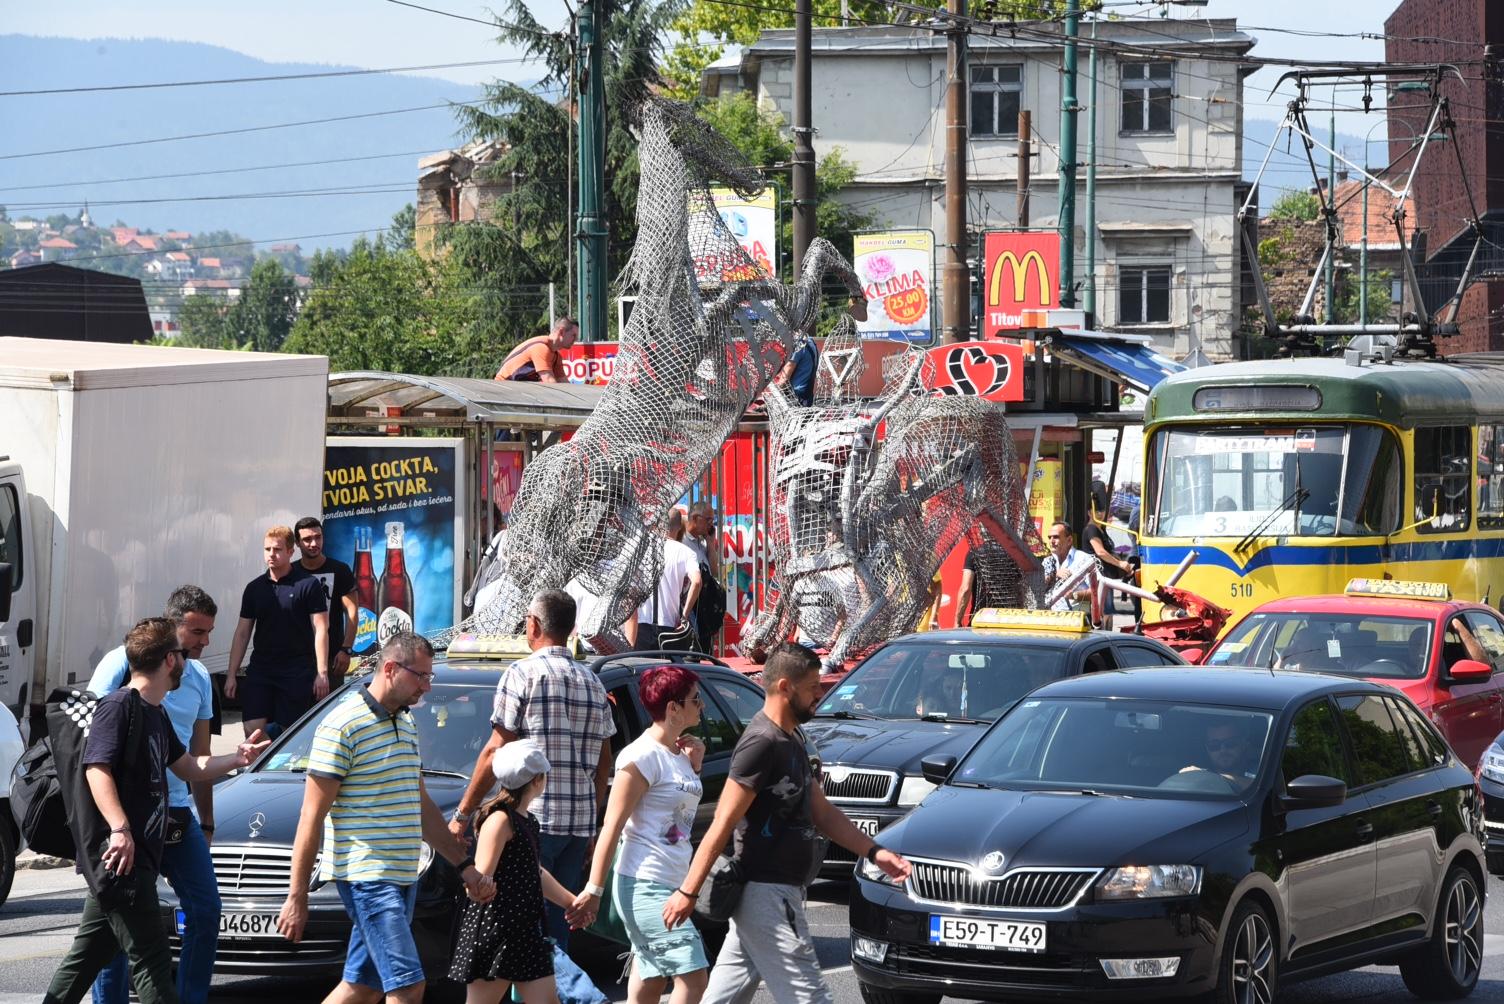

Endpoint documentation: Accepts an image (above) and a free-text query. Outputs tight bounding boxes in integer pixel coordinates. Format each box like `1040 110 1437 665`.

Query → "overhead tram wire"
0 149 440 194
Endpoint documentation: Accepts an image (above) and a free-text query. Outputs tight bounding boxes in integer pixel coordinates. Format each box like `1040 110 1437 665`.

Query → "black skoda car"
851 668 1486 1004
158 646 781 985
808 613 1182 876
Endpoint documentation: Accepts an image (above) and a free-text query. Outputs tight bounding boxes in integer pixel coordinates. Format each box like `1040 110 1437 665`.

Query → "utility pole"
1360 167 1369 326
1324 103 1335 324
792 0 816 274
576 0 607 340
1016 110 1031 228
942 0 969 343
1057 0 1081 308
1083 21 1098 318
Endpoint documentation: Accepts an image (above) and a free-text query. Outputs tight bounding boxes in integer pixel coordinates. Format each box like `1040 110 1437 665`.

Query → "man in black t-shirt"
295 516 358 689
955 539 1019 627
43 618 268 1004
663 643 911 1004
224 526 330 738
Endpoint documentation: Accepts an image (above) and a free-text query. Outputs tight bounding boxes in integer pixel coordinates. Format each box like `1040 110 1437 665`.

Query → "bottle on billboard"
352 526 380 653
377 521 415 643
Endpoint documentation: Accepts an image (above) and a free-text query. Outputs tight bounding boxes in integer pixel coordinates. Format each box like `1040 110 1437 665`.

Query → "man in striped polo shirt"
277 632 491 1002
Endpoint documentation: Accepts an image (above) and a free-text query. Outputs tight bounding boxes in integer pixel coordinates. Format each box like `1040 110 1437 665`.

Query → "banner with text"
854 229 935 343
692 187 777 286
983 231 1060 337
322 437 466 654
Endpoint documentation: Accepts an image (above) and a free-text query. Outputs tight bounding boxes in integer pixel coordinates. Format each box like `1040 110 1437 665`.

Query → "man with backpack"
42 617 269 1004
685 502 727 653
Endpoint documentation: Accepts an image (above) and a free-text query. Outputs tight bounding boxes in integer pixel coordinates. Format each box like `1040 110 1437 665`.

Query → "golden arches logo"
988 249 1051 305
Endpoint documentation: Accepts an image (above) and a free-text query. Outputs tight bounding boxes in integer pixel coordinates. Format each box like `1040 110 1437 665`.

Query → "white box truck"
0 338 327 723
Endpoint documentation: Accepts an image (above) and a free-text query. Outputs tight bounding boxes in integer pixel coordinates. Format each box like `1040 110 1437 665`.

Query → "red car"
1203 578 1504 768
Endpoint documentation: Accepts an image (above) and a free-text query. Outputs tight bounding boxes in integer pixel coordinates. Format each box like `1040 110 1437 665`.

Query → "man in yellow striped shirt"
276 632 490 1002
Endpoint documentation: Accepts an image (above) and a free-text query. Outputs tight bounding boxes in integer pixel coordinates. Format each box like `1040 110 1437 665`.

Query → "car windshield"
1206 613 1433 680
816 642 1068 722
954 698 1274 799
1146 424 1401 538
257 681 494 776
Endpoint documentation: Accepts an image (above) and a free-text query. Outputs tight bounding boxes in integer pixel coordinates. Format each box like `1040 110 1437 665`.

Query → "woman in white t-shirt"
572 665 708 1004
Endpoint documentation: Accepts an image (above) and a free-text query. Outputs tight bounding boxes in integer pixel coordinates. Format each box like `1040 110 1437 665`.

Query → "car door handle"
1355 821 1374 842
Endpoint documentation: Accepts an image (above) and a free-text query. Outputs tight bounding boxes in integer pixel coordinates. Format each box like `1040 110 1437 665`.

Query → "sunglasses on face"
171 648 191 662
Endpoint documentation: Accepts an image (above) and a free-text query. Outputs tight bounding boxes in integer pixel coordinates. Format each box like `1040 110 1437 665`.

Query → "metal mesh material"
742 335 1044 667
447 98 864 652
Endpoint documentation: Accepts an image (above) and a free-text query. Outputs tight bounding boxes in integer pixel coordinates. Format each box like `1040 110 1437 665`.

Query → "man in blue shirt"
87 586 220 1004
779 336 820 407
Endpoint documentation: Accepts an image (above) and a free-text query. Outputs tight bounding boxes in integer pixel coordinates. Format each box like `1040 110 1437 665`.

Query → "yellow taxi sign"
1344 578 1451 601
971 607 1091 634
445 633 534 659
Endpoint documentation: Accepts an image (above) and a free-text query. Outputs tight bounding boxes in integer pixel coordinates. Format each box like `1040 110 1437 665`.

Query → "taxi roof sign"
445 633 536 659
972 607 1091 634
1343 578 1451 601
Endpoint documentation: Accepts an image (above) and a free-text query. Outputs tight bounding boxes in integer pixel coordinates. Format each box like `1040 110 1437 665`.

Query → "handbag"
693 854 747 924
583 858 631 947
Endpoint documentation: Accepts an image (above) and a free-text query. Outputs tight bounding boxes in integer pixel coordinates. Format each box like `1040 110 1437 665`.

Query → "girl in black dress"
449 741 582 1004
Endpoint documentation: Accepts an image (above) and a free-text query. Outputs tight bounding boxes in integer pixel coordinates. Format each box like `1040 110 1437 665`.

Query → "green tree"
1268 190 1321 221
384 203 417 253
235 258 299 352
176 292 235 349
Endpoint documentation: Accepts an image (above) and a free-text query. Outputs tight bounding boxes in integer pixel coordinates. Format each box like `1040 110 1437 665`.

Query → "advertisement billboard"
922 340 1024 402
982 231 1060 337
558 342 620 385
322 437 466 653
692 187 778 286
853 229 935 343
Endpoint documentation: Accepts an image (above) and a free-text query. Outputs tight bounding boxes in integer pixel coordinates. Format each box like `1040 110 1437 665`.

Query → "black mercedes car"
851 667 1486 1004
808 614 1183 876
1477 729 1504 875
159 646 783 984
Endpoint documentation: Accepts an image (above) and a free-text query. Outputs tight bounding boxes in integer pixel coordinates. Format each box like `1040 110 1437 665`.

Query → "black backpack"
695 563 728 632
10 736 71 859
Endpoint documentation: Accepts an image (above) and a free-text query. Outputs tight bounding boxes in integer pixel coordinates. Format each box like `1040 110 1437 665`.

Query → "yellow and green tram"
1139 353 1504 629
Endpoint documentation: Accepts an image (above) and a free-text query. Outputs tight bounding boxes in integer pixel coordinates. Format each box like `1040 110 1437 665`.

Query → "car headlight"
1482 743 1504 784
858 854 897 885
896 775 937 807
418 841 435 876
1097 865 1202 899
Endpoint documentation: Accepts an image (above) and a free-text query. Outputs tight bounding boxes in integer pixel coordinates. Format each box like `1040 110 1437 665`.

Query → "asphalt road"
4 865 1504 1004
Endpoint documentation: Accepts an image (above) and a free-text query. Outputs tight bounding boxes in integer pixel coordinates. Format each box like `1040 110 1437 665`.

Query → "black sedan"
159 648 779 984
808 619 1183 876
1477 731 1504 875
851 668 1487 1004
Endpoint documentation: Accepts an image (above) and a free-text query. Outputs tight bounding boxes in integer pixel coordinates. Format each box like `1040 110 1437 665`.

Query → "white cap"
492 739 551 790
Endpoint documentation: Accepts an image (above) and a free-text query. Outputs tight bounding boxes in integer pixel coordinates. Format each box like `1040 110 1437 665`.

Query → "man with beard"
43 618 269 1004
295 517 359 690
662 642 912 1004
86 587 222 1004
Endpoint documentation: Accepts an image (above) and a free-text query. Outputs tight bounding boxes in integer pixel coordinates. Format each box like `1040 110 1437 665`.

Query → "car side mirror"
1281 774 1346 810
0 563 10 623
1448 658 1492 683
920 754 958 786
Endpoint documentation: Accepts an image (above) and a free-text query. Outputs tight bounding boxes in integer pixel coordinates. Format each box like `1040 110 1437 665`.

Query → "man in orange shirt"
495 317 580 382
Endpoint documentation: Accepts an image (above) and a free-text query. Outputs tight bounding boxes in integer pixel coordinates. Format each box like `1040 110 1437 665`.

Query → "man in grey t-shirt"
662 643 911 1003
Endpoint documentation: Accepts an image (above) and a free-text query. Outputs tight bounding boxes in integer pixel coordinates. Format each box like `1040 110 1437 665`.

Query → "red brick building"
1385 0 1504 352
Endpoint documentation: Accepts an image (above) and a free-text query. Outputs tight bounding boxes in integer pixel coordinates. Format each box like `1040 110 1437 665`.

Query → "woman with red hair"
572 666 708 1004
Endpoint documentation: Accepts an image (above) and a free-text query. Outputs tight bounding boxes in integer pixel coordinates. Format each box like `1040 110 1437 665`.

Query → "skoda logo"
979 851 1006 874
825 766 850 785
248 812 267 840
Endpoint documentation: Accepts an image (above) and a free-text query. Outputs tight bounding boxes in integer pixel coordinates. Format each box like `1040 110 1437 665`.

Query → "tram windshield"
1146 424 1402 538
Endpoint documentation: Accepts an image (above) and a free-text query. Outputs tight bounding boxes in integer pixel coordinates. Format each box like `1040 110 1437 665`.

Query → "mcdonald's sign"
982 232 1059 338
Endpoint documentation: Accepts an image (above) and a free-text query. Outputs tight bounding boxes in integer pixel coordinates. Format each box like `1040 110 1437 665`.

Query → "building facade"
705 19 1255 360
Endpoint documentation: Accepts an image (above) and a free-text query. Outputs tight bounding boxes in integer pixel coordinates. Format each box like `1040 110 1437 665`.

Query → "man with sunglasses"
84 586 222 1004
450 588 615 977
1179 720 1259 791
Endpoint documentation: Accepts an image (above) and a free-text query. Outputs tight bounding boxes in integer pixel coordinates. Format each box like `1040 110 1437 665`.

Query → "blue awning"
1052 334 1187 393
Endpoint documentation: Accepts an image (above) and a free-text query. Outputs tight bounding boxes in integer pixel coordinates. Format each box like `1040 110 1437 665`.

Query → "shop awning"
1048 332 1187 394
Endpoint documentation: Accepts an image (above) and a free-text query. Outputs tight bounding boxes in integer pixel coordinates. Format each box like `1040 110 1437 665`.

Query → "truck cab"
0 459 35 721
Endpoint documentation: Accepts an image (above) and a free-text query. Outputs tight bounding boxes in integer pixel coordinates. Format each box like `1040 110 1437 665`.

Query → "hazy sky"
1 0 1389 109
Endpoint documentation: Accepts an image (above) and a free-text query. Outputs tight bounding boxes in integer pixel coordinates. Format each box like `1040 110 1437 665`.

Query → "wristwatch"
864 844 883 864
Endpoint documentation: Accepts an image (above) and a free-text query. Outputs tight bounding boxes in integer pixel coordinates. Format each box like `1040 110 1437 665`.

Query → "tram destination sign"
1192 385 1322 412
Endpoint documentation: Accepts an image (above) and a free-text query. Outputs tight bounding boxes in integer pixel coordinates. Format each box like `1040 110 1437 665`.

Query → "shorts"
615 871 709 980
336 880 423 992
239 670 315 730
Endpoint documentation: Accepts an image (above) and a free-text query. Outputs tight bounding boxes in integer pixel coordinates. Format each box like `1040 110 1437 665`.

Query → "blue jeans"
92 814 220 1004
536 832 590 948
336 880 422 993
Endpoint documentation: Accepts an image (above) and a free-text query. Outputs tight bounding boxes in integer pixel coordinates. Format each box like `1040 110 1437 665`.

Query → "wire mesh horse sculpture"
456 98 866 652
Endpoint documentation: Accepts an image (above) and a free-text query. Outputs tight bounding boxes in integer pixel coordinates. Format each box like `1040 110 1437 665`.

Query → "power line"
0 149 438 194
0 59 528 98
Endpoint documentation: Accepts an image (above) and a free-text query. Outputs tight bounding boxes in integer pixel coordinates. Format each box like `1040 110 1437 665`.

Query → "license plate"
852 817 880 836
929 915 1046 953
197 910 281 939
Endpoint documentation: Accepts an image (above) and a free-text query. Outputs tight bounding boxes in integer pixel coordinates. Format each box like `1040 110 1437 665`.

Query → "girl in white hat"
448 739 578 1004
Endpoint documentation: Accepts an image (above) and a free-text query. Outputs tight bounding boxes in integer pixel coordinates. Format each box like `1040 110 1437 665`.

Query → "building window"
1121 61 1173 134
1413 425 1471 534
1119 265 1171 324
970 65 1021 137
1391 277 1404 304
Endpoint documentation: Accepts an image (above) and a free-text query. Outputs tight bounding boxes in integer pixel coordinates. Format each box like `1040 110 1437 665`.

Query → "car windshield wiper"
946 779 991 789
817 710 880 720
420 768 469 779
918 713 981 724
1235 486 1309 553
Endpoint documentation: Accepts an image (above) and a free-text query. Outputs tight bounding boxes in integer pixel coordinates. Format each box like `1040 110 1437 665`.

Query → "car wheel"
1399 865 1484 1000
0 814 14 907
1213 899 1276 1004
857 983 940 1004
